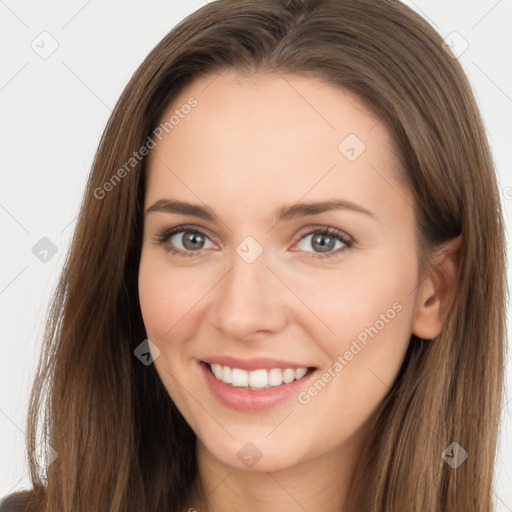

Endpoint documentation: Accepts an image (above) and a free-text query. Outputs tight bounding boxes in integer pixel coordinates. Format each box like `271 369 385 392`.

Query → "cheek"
138 253 214 345
293 254 417 379
293 258 416 424
138 259 173 340
138 253 206 427
298 260 413 329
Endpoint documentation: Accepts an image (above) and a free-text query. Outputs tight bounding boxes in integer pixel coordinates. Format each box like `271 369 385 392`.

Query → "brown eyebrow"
144 198 376 222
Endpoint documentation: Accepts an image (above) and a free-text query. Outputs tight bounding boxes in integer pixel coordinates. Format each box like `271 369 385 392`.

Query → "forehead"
144 70 411 223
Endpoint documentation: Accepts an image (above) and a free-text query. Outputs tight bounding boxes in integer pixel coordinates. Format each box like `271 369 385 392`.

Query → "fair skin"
138 70 461 512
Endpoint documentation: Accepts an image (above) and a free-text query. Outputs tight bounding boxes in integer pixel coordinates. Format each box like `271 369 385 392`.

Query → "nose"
207 248 289 342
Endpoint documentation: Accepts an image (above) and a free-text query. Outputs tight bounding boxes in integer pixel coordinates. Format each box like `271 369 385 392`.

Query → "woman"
1 0 507 510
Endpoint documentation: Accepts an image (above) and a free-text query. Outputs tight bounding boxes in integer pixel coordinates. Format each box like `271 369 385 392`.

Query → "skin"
138 70 460 512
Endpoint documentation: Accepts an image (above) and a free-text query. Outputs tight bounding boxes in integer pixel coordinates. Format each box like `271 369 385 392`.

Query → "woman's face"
138 70 423 472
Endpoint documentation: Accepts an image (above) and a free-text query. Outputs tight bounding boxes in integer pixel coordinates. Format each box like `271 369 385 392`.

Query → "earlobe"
412 235 463 340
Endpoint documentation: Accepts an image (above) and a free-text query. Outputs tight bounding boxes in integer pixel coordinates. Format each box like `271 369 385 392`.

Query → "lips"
198 358 318 411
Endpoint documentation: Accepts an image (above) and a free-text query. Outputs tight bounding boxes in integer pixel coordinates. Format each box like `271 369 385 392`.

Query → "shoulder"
0 490 36 512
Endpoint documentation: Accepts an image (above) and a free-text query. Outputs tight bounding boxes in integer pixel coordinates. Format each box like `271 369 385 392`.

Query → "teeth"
222 365 232 384
212 364 223 380
231 368 248 387
282 368 295 383
208 363 310 390
248 369 267 388
268 368 283 387
295 367 308 380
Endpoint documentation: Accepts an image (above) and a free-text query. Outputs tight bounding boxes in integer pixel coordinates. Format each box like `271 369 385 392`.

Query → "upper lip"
200 355 316 371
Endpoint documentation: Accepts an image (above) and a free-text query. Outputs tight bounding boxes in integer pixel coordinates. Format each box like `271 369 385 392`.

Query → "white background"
1 0 511 509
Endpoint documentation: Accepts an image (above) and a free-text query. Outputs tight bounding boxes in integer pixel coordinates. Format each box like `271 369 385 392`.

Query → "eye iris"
311 233 335 252
182 232 204 250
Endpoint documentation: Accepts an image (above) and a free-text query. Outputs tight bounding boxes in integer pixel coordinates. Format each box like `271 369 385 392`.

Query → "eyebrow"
144 198 376 222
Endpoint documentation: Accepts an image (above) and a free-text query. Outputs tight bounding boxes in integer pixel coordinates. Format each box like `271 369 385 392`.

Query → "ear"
412 235 463 340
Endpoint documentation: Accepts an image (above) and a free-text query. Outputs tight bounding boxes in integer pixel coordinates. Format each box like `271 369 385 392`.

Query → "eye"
153 226 216 257
153 225 353 259
295 227 353 258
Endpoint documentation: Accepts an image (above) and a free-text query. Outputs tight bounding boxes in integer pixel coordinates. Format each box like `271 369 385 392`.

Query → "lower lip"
198 361 317 412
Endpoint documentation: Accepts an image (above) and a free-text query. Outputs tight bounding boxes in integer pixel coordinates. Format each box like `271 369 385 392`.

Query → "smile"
206 362 313 390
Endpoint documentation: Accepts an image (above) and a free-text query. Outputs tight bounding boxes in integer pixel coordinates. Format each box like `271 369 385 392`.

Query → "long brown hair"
1 0 507 510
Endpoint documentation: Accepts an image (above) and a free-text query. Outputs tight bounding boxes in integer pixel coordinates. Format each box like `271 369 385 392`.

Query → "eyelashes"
151 224 354 259
294 227 353 258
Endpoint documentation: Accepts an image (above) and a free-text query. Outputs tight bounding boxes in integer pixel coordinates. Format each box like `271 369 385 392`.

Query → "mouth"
201 361 316 390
